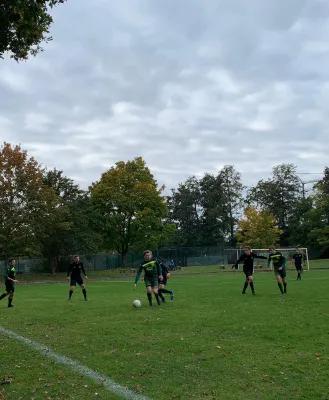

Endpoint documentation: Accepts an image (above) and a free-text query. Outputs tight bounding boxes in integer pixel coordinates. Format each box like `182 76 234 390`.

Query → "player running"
133 250 163 307
292 248 305 280
0 259 19 308
158 261 174 302
267 246 287 295
67 256 88 301
232 246 268 295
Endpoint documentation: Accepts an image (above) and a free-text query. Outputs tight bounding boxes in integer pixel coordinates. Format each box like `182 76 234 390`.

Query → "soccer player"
158 261 174 302
67 256 88 301
0 259 19 308
292 248 305 280
232 246 268 295
267 246 287 295
133 250 163 307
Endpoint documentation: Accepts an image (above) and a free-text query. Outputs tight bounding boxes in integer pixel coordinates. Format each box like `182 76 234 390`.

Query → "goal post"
235 248 310 271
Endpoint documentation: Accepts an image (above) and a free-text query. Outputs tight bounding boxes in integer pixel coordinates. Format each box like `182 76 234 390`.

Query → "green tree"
0 0 67 61
247 164 302 243
235 206 282 248
90 157 168 266
41 168 101 273
0 142 55 259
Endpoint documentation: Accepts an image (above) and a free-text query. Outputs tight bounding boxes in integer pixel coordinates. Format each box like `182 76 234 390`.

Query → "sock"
283 282 287 293
158 290 165 301
242 281 248 292
160 288 172 294
0 293 6 300
82 289 87 299
147 292 152 305
298 272 301 280
249 282 255 293
154 293 160 304
69 290 73 299
8 297 13 306
278 283 284 294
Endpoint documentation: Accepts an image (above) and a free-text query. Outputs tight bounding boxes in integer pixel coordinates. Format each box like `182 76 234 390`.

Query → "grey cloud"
0 0 329 193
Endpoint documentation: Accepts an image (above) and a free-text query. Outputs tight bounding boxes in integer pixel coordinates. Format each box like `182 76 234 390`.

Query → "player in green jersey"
133 250 163 307
0 259 19 308
267 246 287 295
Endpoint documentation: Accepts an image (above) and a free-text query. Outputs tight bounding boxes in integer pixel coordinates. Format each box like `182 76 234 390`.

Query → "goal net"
235 248 310 271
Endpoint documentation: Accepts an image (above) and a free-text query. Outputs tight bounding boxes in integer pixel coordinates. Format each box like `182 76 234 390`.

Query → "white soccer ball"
132 299 141 308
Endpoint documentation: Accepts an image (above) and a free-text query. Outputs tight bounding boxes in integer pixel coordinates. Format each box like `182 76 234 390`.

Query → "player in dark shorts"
292 248 305 280
0 259 19 308
158 261 174 303
67 256 88 301
232 246 268 295
267 246 287 295
133 250 163 307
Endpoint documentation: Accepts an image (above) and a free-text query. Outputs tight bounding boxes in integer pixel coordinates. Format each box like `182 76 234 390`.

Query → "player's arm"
134 265 143 288
252 253 268 260
232 254 244 269
156 259 163 280
4 271 18 283
66 264 72 281
81 264 88 279
267 256 271 269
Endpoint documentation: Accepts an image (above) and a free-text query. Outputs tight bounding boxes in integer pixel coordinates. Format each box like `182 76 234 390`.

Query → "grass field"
1 268 329 400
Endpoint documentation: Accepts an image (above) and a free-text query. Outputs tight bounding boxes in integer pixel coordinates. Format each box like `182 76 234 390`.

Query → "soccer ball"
132 299 141 308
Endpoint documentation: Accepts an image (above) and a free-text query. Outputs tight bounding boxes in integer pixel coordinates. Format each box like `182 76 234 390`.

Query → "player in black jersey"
158 261 174 303
0 259 19 308
292 248 305 280
233 247 268 295
67 256 88 301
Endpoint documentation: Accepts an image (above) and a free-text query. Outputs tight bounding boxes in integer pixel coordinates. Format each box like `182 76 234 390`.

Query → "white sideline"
0 326 151 400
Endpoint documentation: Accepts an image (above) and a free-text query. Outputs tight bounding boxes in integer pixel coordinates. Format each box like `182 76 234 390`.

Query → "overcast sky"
1 0 328 192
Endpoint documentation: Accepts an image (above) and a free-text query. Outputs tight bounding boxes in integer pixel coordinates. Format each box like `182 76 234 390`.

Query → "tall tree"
90 157 168 266
0 142 55 259
235 206 282 248
168 177 203 246
40 168 101 273
0 0 67 62
218 165 244 244
247 164 302 243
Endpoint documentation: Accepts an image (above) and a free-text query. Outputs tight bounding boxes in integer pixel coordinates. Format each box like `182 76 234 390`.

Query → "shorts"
144 278 158 288
243 268 253 278
5 281 14 293
295 264 303 271
274 267 286 279
70 278 84 286
159 276 168 286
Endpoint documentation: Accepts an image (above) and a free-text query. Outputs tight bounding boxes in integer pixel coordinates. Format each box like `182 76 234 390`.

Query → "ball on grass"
132 299 141 308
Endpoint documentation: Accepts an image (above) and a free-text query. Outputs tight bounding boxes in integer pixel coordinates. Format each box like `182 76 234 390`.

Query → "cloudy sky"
1 0 328 192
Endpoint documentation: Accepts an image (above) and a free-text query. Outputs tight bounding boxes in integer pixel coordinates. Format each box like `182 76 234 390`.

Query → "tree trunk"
121 252 127 268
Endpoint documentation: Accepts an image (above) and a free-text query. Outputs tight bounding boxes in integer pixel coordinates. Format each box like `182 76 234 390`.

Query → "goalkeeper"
267 246 287 295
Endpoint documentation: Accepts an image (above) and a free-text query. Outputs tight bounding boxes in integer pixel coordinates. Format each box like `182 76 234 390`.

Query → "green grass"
1 269 329 399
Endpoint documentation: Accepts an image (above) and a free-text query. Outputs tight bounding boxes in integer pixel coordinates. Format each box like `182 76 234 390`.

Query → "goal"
235 248 310 271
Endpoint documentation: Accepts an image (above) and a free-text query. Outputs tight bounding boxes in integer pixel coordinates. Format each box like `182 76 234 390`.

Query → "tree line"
1 143 328 271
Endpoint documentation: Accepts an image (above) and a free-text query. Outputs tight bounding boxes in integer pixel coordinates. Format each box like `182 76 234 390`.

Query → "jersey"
234 252 267 271
292 252 304 267
134 257 162 284
67 262 86 279
4 266 16 282
268 252 286 269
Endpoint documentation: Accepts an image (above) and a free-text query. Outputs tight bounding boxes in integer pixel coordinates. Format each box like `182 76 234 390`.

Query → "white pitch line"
0 326 151 400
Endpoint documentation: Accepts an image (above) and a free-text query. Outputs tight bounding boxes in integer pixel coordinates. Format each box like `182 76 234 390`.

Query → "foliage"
90 157 168 266
235 206 282 248
0 142 55 259
0 0 67 61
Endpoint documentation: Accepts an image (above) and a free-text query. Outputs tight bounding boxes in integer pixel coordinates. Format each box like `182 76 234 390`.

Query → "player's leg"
296 266 301 280
152 281 161 305
8 291 14 308
145 281 153 306
79 280 87 300
158 282 166 302
159 277 174 300
68 280 76 300
281 269 287 293
248 274 256 295
242 270 249 294
0 291 8 301
275 272 284 295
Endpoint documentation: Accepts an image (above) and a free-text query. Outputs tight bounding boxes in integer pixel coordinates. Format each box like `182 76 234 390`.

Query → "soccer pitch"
1 269 329 400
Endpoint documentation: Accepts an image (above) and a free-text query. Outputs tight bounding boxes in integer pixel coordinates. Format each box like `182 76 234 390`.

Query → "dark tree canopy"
0 0 67 61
